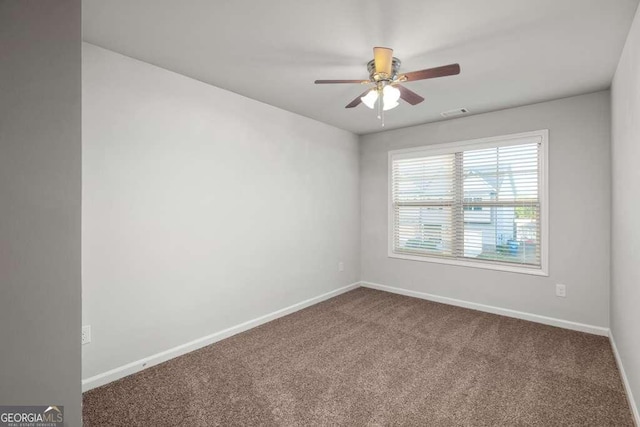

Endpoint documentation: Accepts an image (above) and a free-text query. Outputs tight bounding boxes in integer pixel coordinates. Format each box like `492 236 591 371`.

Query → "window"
388 130 548 275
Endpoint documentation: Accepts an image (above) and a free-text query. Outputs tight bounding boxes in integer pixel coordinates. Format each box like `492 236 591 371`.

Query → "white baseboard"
82 282 360 392
360 281 610 337
82 280 611 392
84 280 637 423
610 332 640 426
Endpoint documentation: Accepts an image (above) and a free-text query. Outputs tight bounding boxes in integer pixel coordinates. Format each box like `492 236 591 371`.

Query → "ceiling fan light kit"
315 47 461 127
361 89 379 109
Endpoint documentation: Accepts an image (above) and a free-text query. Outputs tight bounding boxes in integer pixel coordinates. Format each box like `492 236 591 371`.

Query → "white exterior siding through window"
388 130 548 276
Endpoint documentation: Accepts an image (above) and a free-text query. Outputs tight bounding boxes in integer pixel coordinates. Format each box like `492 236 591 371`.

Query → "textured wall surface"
611 2 640 416
0 1 82 424
82 43 360 380
361 92 611 328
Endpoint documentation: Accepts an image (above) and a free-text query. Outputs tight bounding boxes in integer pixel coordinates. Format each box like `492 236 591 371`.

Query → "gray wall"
0 1 82 425
82 44 360 380
360 91 611 327
611 3 640 414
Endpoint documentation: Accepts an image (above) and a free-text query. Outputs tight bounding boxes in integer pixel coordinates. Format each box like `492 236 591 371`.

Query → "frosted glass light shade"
361 89 379 109
383 100 399 111
383 85 400 110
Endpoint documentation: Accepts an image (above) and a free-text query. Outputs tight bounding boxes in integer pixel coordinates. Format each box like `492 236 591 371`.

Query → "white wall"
0 1 82 424
611 3 640 415
82 43 360 380
360 91 611 328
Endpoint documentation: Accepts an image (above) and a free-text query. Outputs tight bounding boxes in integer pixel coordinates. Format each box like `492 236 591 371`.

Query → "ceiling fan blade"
401 63 460 82
373 47 393 75
345 89 372 108
396 85 424 105
315 79 367 84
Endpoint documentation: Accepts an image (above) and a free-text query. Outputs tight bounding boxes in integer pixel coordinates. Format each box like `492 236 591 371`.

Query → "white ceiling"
83 0 639 135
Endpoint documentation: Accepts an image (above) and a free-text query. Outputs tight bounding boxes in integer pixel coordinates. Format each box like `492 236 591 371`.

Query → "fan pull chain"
379 89 385 127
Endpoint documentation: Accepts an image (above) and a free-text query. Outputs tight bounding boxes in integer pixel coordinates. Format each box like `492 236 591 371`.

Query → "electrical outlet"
556 284 566 298
338 261 344 272
82 325 91 345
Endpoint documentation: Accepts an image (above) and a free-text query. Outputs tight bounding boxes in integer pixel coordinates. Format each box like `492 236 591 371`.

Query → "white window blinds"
390 131 547 274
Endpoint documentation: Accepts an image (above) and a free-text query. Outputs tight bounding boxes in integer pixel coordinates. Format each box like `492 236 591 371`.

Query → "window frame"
387 129 549 276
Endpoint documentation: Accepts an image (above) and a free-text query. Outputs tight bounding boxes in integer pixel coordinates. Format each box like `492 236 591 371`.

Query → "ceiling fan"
315 47 460 125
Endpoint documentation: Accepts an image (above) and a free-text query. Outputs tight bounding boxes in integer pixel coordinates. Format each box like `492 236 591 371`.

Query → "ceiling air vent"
440 108 469 118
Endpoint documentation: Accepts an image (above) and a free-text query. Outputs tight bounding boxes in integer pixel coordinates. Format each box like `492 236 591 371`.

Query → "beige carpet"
83 287 633 426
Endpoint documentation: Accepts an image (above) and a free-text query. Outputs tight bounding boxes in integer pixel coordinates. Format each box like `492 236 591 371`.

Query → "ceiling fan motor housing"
367 57 402 82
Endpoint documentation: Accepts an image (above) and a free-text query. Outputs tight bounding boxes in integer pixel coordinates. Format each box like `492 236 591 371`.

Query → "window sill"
388 251 549 276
